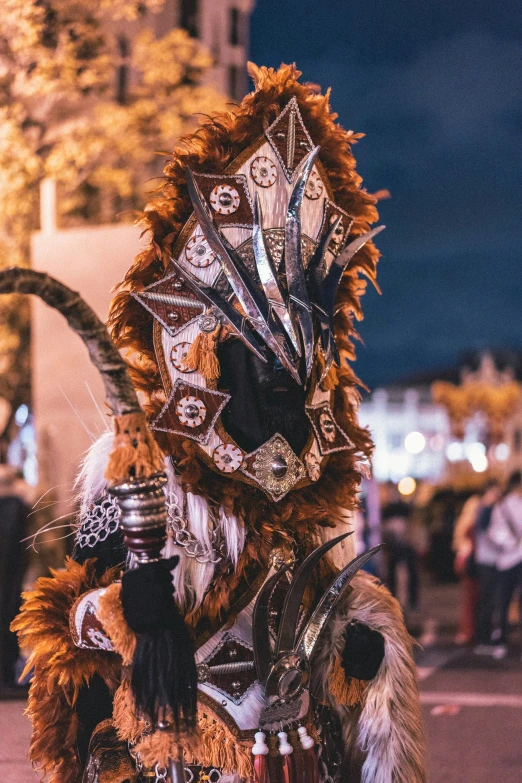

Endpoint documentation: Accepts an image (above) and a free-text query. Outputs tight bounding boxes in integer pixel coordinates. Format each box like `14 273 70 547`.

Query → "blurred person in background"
0 464 29 696
452 490 480 645
425 487 465 582
488 470 522 659
381 482 419 612
473 479 501 655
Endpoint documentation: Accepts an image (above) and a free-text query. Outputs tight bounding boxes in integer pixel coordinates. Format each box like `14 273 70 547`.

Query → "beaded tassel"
297 727 320 783
252 731 270 783
289 730 306 783
268 732 282 783
278 731 294 783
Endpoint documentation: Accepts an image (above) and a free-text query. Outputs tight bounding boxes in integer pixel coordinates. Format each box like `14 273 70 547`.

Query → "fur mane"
107 63 380 558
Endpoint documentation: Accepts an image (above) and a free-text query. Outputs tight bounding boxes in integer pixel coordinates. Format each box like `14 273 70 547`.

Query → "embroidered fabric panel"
306 403 354 455
197 634 256 706
69 589 114 652
132 271 204 338
193 173 254 228
151 380 230 445
265 97 314 181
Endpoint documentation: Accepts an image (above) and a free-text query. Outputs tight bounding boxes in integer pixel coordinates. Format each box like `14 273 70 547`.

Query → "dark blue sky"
250 1 522 388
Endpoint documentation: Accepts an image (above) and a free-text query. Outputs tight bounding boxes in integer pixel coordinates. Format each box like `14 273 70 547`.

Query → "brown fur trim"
134 728 200 771
11 558 121 783
312 572 426 783
112 679 146 745
106 64 376 558
98 582 136 666
186 704 253 779
329 655 368 706
105 412 165 486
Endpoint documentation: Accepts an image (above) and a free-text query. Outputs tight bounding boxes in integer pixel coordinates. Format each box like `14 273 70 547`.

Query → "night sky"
250 1 522 388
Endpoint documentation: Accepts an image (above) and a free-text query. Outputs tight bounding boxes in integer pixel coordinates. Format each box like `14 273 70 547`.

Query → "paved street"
2 579 522 782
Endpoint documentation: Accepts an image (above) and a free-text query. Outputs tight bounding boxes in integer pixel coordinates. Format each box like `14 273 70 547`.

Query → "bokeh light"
398 476 417 496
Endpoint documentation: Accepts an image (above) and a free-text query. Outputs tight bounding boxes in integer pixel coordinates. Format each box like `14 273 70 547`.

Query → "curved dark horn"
0 267 140 417
275 532 353 656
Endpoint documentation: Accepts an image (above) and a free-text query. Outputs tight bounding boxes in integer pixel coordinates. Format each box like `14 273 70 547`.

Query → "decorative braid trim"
328 656 368 706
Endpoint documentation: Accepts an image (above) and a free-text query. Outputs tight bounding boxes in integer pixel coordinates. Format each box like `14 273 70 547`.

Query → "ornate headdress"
110 64 382 512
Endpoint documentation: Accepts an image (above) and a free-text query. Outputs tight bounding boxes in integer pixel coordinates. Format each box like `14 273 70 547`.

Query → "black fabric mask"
217 339 310 455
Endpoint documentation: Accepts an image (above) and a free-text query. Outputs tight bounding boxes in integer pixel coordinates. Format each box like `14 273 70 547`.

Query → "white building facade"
359 352 522 486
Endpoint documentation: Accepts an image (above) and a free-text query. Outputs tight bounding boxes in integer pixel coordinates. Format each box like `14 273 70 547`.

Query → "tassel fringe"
184 324 221 382
329 655 368 706
186 708 253 778
105 411 165 486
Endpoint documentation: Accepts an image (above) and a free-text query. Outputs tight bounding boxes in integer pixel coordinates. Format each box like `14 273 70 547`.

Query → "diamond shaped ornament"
241 433 306 501
265 97 314 182
151 380 230 445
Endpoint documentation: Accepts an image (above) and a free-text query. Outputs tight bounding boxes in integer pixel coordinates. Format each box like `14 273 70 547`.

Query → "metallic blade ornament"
252 193 301 356
307 216 343 376
322 226 385 319
284 147 320 381
185 168 301 384
275 532 353 657
170 259 267 363
252 565 293 684
295 545 382 660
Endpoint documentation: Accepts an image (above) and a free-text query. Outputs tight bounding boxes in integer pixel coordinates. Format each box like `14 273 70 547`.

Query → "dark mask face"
217 339 310 455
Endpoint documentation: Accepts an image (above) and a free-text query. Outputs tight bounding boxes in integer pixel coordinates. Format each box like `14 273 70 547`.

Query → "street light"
404 431 426 454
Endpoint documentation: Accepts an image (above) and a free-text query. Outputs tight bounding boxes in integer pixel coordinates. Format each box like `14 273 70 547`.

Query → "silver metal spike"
170 259 267 363
284 147 319 381
252 194 301 356
295 546 382 660
185 168 302 384
322 225 385 320
275 532 353 656
330 225 386 274
307 216 343 375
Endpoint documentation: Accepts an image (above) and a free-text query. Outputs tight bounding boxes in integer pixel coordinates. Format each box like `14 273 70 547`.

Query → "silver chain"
78 488 227 566
165 491 227 565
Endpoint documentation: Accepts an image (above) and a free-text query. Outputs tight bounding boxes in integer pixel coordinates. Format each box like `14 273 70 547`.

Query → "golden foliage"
432 379 522 442
0 0 222 404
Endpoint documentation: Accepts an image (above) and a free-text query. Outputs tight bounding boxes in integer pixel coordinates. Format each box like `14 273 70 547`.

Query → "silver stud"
271 454 288 478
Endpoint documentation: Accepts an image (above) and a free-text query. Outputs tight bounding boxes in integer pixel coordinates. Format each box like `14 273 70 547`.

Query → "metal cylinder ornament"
108 473 168 563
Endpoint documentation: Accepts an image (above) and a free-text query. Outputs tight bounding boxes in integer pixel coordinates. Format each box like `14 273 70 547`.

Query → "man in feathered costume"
13 64 425 783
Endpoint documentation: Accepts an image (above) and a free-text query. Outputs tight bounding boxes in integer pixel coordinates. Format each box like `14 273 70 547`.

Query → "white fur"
312 571 426 783
75 434 245 613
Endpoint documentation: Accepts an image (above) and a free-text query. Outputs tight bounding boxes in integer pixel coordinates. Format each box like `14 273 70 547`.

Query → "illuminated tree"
0 0 222 409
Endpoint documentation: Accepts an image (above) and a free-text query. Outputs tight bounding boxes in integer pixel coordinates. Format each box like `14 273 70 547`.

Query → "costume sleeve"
11 558 122 783
312 571 426 783
10 487 130 781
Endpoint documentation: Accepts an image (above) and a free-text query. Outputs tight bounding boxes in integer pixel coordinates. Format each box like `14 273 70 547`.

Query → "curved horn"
275 532 353 656
0 267 140 417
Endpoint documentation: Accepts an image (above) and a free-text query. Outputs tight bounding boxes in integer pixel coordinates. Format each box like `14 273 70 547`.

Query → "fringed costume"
12 64 426 783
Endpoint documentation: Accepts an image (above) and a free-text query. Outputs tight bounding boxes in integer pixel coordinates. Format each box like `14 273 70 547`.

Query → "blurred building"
28 1 255 517
109 1 255 101
359 350 522 486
